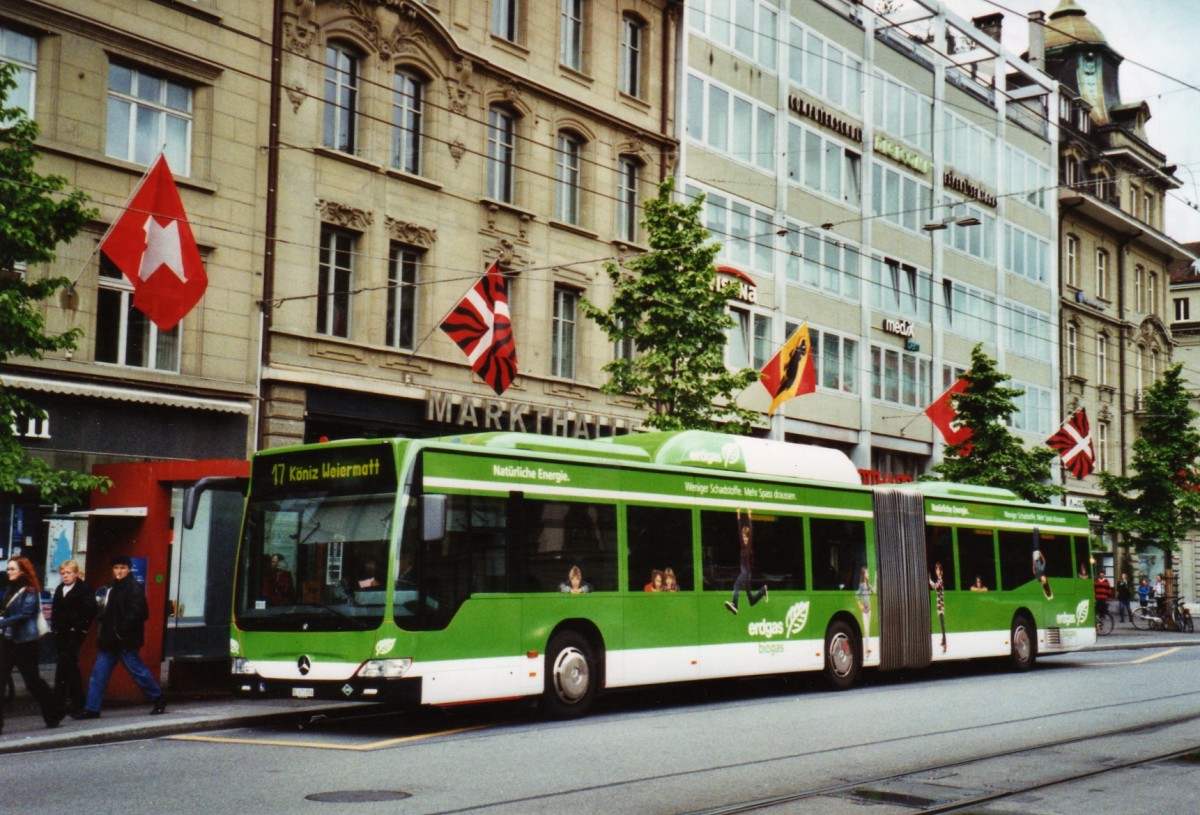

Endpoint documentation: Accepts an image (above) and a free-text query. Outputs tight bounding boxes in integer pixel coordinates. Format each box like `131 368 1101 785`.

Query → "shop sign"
426 389 638 439
715 266 757 304
943 170 998 208
787 95 864 143
882 317 915 338
873 135 931 174
10 414 51 440
858 470 915 485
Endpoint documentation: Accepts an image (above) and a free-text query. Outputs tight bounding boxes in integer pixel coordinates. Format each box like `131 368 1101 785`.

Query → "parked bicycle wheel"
1130 606 1154 630
1096 609 1114 635
1181 610 1195 633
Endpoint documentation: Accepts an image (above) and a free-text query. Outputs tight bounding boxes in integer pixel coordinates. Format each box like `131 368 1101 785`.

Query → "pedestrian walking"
1116 573 1132 623
51 559 98 716
0 557 66 734
72 555 167 719
1094 572 1113 618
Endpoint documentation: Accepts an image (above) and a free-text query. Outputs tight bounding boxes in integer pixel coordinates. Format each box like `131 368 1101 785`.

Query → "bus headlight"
231 658 257 676
356 658 413 679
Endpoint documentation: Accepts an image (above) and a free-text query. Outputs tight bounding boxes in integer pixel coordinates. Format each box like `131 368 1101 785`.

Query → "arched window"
555 131 583 224
487 106 517 203
392 69 424 175
616 155 642 243
324 42 360 154
1065 234 1078 287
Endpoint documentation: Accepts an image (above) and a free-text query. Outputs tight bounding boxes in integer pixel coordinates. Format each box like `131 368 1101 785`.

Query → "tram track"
679 708 1200 815
413 690 1200 815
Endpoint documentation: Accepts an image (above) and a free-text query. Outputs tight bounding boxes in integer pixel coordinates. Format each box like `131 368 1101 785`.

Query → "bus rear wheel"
541 631 597 718
823 620 861 690
1009 614 1037 671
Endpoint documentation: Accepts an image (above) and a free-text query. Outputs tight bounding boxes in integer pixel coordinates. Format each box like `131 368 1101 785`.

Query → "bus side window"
523 499 618 592
926 524 956 590
631 506 694 591
997 530 1032 590
809 517 866 591
958 529 996 592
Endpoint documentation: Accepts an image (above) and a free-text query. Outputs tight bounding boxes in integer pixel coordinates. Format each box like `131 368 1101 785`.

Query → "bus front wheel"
1009 614 1037 671
541 631 597 718
823 620 861 690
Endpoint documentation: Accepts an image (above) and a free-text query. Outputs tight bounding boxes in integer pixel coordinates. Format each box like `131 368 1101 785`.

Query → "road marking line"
168 724 487 751
1093 646 1182 666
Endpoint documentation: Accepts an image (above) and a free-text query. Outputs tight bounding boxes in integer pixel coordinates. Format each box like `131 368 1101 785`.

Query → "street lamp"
923 215 982 231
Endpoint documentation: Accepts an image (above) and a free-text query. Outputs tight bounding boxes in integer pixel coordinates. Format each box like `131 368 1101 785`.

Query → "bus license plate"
292 687 315 699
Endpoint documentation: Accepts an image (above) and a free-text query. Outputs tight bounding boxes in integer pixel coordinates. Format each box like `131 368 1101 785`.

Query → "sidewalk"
3 623 1195 754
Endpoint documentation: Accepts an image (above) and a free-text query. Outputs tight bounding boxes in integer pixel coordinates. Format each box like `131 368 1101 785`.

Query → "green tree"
1090 363 1200 564
925 344 1061 503
581 179 761 434
0 63 109 502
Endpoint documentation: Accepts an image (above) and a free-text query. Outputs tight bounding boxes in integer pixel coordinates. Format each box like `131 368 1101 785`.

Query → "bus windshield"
235 492 395 631
234 442 399 632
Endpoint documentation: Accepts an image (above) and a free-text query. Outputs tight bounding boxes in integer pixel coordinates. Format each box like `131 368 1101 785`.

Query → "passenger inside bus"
559 565 592 594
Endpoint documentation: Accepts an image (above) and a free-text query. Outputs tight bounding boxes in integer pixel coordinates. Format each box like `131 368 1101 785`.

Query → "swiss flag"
440 262 519 395
100 155 207 331
925 376 972 448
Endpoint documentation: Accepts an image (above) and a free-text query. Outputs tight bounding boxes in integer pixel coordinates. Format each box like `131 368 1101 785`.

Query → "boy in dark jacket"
72 555 166 719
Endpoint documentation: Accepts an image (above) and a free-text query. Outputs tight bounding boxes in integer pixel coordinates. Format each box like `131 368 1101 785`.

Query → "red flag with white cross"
100 155 208 331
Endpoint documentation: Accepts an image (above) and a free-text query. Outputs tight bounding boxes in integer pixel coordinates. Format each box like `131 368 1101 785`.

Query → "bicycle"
1169 597 1194 633
1130 603 1162 630
1095 603 1114 635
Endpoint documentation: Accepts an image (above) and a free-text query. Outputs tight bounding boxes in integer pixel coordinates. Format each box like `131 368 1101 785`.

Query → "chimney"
1027 10 1046 68
972 13 1003 44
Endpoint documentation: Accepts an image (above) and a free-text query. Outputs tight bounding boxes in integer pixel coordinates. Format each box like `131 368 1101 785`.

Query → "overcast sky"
938 0 1200 243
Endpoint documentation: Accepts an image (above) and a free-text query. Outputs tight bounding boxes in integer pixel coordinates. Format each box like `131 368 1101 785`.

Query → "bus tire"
1009 613 1037 671
541 631 597 718
823 620 861 690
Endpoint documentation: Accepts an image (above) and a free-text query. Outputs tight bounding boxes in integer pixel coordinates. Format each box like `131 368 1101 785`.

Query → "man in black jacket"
51 559 98 716
71 555 166 719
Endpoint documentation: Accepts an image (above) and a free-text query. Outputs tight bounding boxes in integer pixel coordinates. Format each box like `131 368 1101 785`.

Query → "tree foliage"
0 63 110 502
581 179 762 434
1089 363 1200 558
925 344 1061 503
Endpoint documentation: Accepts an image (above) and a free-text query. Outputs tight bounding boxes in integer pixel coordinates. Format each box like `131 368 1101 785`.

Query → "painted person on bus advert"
725 509 768 615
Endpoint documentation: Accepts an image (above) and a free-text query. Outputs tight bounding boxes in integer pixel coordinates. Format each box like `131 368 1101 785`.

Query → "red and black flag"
759 323 816 416
440 261 518 395
1046 408 1095 479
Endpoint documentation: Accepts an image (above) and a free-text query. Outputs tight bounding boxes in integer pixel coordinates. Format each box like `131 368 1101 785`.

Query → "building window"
1148 271 1158 314
323 43 359 154
1006 301 1051 361
1096 249 1109 299
870 345 932 408
688 75 775 173
866 256 930 322
614 319 635 363
1130 184 1141 220
1008 382 1052 435
1144 192 1154 227
1066 323 1078 377
870 164 933 234
728 306 771 369
1065 234 1078 287
317 226 354 338
560 0 584 71
1149 348 1160 384
1004 223 1049 284
95 258 181 371
1096 421 1109 472
386 245 419 350
554 131 582 225
392 69 423 174
619 13 644 97
487 107 516 203
616 156 641 243
551 286 578 379
492 0 519 41
944 279 998 344
106 63 192 173
1097 333 1109 386
786 123 861 207
1 26 36 116
809 326 859 394
1176 297 1191 322
1134 265 1145 311
787 227 863 303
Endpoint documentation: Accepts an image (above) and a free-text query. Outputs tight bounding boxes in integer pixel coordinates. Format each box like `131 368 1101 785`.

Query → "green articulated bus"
226 430 1095 718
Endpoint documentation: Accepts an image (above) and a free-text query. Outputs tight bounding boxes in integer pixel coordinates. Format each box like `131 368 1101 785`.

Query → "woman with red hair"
0 557 66 733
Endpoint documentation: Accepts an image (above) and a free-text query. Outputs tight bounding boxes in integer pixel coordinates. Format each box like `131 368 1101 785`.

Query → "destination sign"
252 441 397 498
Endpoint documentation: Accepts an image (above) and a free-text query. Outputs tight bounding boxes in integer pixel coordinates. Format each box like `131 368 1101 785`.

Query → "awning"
1 373 253 415
67 507 148 519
